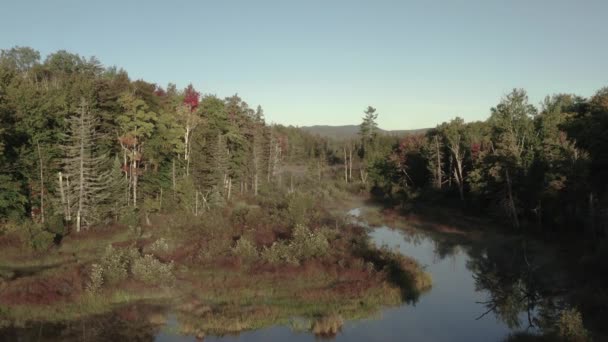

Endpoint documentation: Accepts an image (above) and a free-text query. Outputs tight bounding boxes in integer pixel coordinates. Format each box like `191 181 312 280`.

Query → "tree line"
363 88 608 237
2 46 606 240
0 46 331 232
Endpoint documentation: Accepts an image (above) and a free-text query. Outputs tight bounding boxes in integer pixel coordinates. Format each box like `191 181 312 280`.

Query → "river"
1 206 560 341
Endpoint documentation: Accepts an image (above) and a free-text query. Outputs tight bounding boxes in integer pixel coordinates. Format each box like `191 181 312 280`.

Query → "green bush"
198 236 232 261
260 225 329 265
131 254 175 286
232 237 258 260
45 214 65 235
556 308 589 341
231 202 251 227
119 206 139 227
261 241 299 265
29 224 54 251
149 238 170 254
290 224 329 260
207 190 226 209
287 192 314 226
100 245 129 284
198 210 230 235
86 263 104 295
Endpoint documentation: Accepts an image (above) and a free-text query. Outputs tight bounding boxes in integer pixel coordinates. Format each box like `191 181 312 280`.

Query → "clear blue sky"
1 0 607 129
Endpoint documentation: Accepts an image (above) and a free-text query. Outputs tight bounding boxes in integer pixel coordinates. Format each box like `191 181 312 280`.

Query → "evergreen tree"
61 99 111 231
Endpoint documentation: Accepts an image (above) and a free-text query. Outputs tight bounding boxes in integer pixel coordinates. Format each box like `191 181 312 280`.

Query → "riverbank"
0 186 432 339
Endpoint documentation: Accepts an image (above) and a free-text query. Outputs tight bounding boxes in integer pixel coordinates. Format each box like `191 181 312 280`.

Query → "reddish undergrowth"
0 267 84 305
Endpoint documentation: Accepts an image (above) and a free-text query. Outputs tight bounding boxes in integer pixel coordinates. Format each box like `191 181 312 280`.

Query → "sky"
1 0 607 130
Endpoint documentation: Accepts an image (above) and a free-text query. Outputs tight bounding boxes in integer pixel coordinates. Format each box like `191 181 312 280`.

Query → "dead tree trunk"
348 145 353 182
343 146 348 183
267 131 273 183
77 114 86 232
58 172 68 221
195 190 199 216
65 175 71 221
453 158 464 201
132 156 138 207
435 135 442 189
360 169 368 184
36 142 45 224
172 158 176 198
159 188 163 212
505 169 519 229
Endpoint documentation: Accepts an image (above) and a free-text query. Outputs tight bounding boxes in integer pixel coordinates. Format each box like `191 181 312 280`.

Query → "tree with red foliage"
390 134 427 188
183 84 200 112
177 84 202 175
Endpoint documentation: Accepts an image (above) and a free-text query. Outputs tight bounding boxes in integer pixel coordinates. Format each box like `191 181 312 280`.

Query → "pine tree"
359 106 379 149
61 99 111 231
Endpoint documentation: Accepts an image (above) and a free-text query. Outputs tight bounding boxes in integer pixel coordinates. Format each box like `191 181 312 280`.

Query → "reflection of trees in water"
399 229 425 247
466 239 565 332
399 227 463 262
0 304 166 342
432 239 461 262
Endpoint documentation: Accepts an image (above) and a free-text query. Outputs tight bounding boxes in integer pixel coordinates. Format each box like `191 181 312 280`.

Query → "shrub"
261 241 298 265
198 210 230 235
21 223 55 251
198 236 232 261
232 237 258 260
119 206 139 227
312 314 343 337
556 308 589 341
231 202 251 227
131 254 175 286
45 214 66 235
287 192 314 226
86 263 104 295
207 190 226 209
100 245 128 284
260 225 329 265
31 229 55 251
149 238 170 254
290 225 329 260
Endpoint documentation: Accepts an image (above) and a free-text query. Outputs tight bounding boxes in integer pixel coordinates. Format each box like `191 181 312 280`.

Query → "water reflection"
369 223 565 340
0 303 166 342
467 239 565 332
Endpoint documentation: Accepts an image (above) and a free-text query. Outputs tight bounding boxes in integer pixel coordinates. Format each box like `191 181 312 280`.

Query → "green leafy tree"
117 92 158 207
485 89 536 228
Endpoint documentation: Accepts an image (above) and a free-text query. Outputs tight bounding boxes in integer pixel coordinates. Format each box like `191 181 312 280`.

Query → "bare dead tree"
176 104 202 176
36 141 45 224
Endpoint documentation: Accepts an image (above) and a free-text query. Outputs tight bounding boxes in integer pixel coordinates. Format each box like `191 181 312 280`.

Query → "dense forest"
1 46 606 341
366 88 608 237
0 46 333 232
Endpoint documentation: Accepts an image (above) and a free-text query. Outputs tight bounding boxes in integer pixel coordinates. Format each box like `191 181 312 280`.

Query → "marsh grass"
0 181 433 338
0 287 171 326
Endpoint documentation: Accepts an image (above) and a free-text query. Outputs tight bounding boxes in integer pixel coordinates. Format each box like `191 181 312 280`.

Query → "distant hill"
300 125 428 140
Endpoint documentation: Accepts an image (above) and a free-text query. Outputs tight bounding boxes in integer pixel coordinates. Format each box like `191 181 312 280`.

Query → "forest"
369 88 608 236
0 46 606 341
